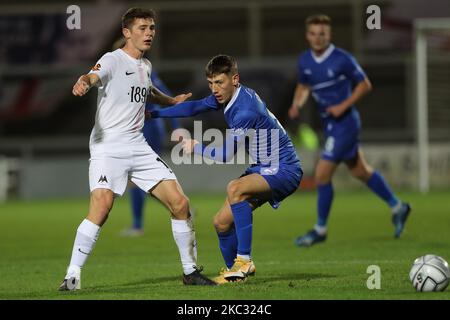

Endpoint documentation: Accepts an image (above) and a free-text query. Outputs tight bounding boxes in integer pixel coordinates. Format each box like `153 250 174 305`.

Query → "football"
409 255 450 292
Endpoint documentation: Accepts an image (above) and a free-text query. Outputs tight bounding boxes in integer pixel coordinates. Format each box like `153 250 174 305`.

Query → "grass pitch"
0 190 449 300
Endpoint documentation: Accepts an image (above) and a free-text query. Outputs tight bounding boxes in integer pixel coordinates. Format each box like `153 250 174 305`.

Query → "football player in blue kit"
148 54 303 284
121 70 181 236
288 14 411 247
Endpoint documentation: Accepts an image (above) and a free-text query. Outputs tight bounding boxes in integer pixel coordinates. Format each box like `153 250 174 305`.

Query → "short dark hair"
121 7 156 29
205 54 238 77
305 14 331 27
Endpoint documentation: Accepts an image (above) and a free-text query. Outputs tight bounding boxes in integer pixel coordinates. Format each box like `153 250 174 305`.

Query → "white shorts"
88 141 176 196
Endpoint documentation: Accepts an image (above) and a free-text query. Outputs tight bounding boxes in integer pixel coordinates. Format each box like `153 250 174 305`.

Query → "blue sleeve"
297 57 309 85
151 72 172 96
193 110 255 163
193 135 243 163
150 95 219 118
169 117 181 129
341 53 366 84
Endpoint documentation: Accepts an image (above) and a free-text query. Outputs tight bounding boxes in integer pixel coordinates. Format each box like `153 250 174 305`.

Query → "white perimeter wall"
15 144 450 199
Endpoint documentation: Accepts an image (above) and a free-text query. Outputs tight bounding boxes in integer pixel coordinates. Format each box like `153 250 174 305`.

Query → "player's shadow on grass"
122 275 183 287
258 272 337 284
60 273 337 294
81 273 337 293
81 275 186 293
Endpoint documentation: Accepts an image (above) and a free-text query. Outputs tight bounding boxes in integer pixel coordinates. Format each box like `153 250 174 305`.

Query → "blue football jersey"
143 70 180 152
151 84 300 167
150 83 303 206
297 44 366 134
211 85 300 167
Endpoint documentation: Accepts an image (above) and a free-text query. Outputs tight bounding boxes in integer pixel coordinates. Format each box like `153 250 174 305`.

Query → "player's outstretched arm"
288 84 310 119
183 135 243 163
146 96 218 120
72 74 100 96
326 77 372 118
183 109 253 162
148 86 192 106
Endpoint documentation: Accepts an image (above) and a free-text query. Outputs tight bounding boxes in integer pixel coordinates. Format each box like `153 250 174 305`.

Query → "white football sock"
391 201 403 215
171 218 197 275
68 219 101 272
314 224 327 236
237 254 251 261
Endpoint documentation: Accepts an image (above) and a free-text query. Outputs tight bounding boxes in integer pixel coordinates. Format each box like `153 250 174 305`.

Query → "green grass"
0 190 449 300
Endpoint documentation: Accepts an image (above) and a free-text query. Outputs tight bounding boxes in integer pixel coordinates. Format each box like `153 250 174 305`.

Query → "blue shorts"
241 162 302 209
321 131 359 163
143 119 166 154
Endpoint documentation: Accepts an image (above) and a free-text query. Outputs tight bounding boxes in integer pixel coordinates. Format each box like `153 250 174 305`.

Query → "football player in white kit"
59 8 216 290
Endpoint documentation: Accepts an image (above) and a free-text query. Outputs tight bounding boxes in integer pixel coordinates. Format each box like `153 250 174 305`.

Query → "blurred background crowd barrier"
0 0 449 200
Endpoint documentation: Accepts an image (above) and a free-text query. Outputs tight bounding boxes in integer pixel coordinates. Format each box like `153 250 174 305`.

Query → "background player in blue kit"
288 14 411 247
148 54 302 284
121 70 181 237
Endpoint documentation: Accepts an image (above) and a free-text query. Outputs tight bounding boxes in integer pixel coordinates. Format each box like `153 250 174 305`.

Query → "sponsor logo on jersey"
327 68 334 78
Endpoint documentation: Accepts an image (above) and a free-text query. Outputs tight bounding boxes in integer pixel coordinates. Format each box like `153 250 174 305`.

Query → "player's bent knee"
226 180 244 204
91 190 113 211
88 189 114 225
169 194 190 219
214 223 231 234
213 216 231 233
226 180 239 193
315 173 331 185
351 168 372 182
351 170 365 181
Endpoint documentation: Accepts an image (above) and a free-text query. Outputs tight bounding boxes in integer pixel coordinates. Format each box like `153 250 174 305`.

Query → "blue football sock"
217 226 238 269
366 171 399 208
317 183 334 227
230 201 253 257
130 186 146 229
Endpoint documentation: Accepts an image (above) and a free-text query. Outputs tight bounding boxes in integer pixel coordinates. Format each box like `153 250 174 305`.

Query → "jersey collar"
310 44 335 64
118 48 143 65
223 85 241 114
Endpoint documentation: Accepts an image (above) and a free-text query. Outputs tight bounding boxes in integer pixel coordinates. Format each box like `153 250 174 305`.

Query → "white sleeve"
88 53 116 87
144 58 153 89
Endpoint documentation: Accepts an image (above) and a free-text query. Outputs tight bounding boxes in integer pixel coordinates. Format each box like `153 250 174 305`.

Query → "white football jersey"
88 49 152 145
